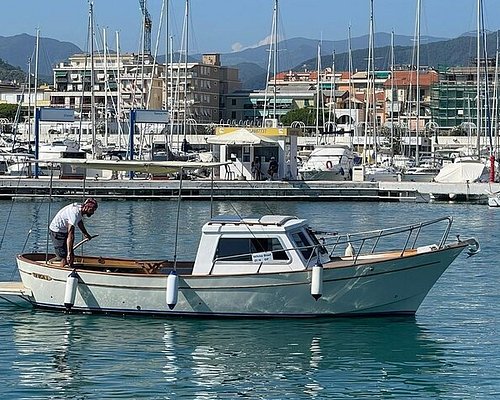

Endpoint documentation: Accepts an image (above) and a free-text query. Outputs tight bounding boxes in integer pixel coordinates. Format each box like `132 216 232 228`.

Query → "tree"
0 104 19 120
280 107 316 126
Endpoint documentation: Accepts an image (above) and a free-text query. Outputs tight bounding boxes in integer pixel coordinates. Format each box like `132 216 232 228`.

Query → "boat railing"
320 216 454 263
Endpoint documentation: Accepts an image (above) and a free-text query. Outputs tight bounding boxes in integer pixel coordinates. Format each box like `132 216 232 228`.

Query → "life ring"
325 160 333 170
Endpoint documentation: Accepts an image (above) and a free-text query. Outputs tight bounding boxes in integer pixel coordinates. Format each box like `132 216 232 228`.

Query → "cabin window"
291 231 314 261
215 237 289 262
306 228 328 255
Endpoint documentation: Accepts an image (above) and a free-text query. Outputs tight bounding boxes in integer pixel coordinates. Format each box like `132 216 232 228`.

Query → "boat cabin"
192 215 329 275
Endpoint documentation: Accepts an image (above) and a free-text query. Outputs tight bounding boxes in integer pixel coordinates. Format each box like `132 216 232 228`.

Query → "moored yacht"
298 145 354 181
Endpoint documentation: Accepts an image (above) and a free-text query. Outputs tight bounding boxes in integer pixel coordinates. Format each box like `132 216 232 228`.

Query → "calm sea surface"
0 199 499 399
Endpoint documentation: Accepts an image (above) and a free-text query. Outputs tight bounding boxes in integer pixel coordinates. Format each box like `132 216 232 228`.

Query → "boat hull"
488 195 500 207
15 244 466 317
298 168 350 181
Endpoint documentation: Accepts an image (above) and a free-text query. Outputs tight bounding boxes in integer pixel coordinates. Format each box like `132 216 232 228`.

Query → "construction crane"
139 0 152 54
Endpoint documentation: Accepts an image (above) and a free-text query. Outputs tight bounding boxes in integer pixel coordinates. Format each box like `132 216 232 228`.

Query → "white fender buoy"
345 242 356 257
166 271 179 310
310 263 323 300
64 269 79 310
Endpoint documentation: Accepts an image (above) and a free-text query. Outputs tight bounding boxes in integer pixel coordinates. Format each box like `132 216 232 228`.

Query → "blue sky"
1 0 499 54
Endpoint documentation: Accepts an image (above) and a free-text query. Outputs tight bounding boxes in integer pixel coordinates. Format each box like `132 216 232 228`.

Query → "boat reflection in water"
8 310 450 398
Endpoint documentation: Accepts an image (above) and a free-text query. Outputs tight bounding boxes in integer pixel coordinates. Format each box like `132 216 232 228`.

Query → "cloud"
231 42 243 52
231 34 282 53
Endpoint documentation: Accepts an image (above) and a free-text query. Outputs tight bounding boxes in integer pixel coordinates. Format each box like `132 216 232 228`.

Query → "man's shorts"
50 230 68 260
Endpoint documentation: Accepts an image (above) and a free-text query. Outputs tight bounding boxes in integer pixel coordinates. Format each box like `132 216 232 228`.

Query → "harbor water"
0 200 499 399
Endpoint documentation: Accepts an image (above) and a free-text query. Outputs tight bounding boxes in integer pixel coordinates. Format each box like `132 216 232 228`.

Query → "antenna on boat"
45 165 55 264
172 167 184 270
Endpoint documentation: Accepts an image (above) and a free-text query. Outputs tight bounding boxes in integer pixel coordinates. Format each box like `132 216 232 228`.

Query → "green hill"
0 58 25 83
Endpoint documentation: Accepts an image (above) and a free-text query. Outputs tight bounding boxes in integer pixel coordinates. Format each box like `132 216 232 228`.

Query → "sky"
1 0 500 55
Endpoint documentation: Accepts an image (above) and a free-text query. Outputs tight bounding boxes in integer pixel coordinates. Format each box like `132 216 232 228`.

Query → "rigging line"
9 190 48 281
0 163 31 252
212 178 274 216
146 0 165 108
78 3 93 146
480 4 493 151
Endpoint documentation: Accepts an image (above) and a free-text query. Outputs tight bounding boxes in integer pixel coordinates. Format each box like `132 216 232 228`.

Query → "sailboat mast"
183 0 189 140
263 0 278 124
103 28 108 147
315 42 321 144
27 56 32 145
164 0 169 112
476 0 482 157
390 30 395 164
348 25 354 148
494 34 499 182
89 2 96 158
415 0 421 166
273 0 278 121
33 29 39 145
328 50 336 142
370 0 377 163
116 31 123 150
363 0 374 164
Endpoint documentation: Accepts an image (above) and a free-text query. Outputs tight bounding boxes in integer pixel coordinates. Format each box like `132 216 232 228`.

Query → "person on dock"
267 157 278 180
251 157 262 180
49 198 98 268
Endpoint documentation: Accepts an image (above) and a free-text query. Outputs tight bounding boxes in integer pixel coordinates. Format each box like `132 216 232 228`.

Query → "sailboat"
360 0 399 182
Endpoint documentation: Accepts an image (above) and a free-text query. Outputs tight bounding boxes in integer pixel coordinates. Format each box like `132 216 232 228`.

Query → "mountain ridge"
0 32 496 91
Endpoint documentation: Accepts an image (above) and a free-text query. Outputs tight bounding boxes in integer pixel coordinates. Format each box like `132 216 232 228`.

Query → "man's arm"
77 220 91 240
66 225 76 266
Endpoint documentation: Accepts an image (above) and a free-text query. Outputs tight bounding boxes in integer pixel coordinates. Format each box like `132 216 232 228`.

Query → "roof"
206 129 278 146
384 70 439 88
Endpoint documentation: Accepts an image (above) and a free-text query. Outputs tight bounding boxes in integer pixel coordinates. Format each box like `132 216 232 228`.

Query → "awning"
206 129 278 146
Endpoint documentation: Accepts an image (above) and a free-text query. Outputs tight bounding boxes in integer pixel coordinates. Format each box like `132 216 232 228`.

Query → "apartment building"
50 52 241 128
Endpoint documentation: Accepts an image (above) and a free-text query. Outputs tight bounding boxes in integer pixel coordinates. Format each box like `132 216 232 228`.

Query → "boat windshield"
214 237 289 262
291 231 314 261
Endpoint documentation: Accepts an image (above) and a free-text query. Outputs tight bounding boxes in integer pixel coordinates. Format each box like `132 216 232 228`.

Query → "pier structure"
1 177 498 203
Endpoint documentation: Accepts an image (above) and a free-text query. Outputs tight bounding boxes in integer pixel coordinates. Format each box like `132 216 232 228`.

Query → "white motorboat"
487 191 500 207
399 165 441 182
0 151 36 176
364 165 400 182
298 145 354 181
431 161 489 202
39 138 82 161
0 158 479 317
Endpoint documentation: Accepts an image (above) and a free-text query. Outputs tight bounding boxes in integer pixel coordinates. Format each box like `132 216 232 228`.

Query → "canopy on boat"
434 161 487 183
206 129 277 146
42 158 230 174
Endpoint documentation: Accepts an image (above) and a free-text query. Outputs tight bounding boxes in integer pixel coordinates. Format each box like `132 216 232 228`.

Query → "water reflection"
0 300 489 399
1 200 499 398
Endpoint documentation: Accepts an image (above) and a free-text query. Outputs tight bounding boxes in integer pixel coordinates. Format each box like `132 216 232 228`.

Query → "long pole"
33 29 39 145
182 0 189 140
315 42 321 144
273 0 278 121
103 27 108 147
116 31 123 149
27 57 32 145
164 0 169 112
370 0 377 163
348 25 354 148
476 0 482 157
390 30 395 164
415 0 421 166
90 2 96 158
